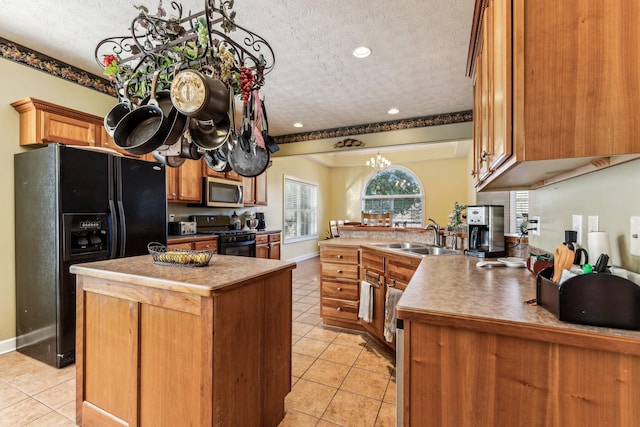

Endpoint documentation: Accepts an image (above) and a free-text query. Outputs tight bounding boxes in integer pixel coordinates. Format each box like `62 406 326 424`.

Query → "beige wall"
260 156 332 260
527 159 640 272
0 58 116 343
326 157 472 226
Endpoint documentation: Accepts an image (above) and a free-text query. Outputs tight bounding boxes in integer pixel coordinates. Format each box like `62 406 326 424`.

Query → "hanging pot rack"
94 0 275 102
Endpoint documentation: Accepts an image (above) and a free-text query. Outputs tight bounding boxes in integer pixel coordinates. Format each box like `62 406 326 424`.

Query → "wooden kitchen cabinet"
468 0 640 190
268 232 281 260
11 98 101 147
256 231 281 260
166 158 202 203
242 171 268 206
72 256 294 427
193 239 218 253
167 242 193 250
256 234 269 258
360 248 386 344
386 253 420 290
320 245 361 328
167 236 218 253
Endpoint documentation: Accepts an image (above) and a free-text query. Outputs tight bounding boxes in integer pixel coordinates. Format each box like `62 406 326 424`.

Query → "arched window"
362 167 423 227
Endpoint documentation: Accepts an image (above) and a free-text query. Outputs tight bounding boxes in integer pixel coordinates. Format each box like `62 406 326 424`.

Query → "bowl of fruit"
147 242 214 267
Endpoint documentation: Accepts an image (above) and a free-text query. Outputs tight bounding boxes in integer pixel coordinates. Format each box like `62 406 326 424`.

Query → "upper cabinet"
12 98 101 147
468 0 640 191
243 171 268 206
167 159 202 203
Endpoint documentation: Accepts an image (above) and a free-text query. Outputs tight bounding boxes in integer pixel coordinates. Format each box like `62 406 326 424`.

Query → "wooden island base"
71 255 295 427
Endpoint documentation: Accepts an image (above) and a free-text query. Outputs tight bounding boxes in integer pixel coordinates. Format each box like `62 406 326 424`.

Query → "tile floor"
0 256 396 426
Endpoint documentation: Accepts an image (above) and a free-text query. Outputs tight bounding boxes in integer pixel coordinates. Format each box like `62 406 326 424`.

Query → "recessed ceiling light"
353 46 371 58
293 122 303 128
387 108 399 115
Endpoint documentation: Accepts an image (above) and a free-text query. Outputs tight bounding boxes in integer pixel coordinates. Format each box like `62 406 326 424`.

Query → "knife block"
536 267 640 330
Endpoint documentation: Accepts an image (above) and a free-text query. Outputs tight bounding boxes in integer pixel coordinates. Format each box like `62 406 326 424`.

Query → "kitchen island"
70 254 296 427
397 254 640 427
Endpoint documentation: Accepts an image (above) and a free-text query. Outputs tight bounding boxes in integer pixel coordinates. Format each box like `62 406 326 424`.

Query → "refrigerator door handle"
117 200 127 257
108 199 118 259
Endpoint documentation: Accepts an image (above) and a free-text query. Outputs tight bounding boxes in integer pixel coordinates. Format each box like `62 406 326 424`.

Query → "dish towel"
384 286 404 342
358 280 373 323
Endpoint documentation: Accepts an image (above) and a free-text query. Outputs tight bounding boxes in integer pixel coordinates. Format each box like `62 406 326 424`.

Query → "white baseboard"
0 337 16 355
287 252 319 263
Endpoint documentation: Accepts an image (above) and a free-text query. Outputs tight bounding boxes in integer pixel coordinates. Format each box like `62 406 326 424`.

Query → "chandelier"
366 152 391 173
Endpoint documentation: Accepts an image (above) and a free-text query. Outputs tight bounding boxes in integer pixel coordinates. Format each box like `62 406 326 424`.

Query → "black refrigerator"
14 143 167 368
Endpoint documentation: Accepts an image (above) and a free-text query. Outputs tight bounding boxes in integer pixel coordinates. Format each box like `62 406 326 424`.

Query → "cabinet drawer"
320 247 359 264
268 233 280 243
321 262 359 280
168 242 193 250
256 235 269 245
194 240 218 252
322 280 358 300
321 298 359 321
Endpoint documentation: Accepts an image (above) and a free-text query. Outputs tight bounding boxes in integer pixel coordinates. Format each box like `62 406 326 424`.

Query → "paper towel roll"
588 231 611 258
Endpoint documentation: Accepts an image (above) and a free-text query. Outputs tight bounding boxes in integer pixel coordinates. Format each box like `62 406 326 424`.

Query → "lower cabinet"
360 248 386 343
256 231 281 260
167 237 218 253
320 244 420 348
320 245 361 328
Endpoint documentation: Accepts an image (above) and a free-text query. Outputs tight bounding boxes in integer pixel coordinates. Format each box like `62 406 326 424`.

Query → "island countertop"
70 254 296 297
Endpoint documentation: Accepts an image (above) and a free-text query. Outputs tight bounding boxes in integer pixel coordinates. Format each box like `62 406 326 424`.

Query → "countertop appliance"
168 221 197 235
14 144 167 368
190 215 256 257
465 205 505 258
255 212 266 230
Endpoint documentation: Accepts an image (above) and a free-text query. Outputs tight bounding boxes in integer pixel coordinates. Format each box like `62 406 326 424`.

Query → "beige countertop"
70 254 296 297
320 238 640 343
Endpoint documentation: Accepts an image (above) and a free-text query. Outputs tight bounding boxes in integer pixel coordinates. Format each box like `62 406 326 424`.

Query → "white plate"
497 257 526 268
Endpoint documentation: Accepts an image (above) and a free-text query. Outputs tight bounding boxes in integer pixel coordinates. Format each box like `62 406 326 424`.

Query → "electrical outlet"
588 215 599 232
631 216 640 256
531 215 541 236
572 215 583 245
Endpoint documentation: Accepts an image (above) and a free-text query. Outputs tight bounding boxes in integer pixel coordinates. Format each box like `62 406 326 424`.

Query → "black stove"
190 215 256 256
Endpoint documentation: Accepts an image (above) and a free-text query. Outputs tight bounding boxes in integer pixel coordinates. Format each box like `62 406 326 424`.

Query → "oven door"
219 240 256 257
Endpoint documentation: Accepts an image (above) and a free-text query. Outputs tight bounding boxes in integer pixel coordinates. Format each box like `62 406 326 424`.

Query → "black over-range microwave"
201 176 244 208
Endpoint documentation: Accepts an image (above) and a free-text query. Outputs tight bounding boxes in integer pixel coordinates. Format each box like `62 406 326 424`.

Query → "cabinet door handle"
336 269 343 274
336 307 342 312
480 150 492 160
336 287 342 291
336 255 343 259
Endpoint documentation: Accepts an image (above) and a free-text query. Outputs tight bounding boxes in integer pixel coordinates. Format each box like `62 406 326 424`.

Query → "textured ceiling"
0 0 474 140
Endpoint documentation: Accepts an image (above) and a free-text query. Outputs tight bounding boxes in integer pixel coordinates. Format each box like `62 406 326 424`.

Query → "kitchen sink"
373 242 428 249
371 242 462 256
399 247 462 256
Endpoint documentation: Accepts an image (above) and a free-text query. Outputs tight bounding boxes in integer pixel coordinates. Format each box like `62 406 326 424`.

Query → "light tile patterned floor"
0 256 396 426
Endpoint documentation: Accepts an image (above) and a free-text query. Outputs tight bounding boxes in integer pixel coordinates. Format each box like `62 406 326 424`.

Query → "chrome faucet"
424 217 441 247
449 233 458 250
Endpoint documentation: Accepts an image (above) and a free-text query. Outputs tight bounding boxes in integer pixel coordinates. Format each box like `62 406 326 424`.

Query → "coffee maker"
255 212 266 230
465 205 506 258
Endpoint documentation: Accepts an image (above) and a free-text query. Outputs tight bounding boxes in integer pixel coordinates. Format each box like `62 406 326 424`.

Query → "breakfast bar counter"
70 254 296 427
